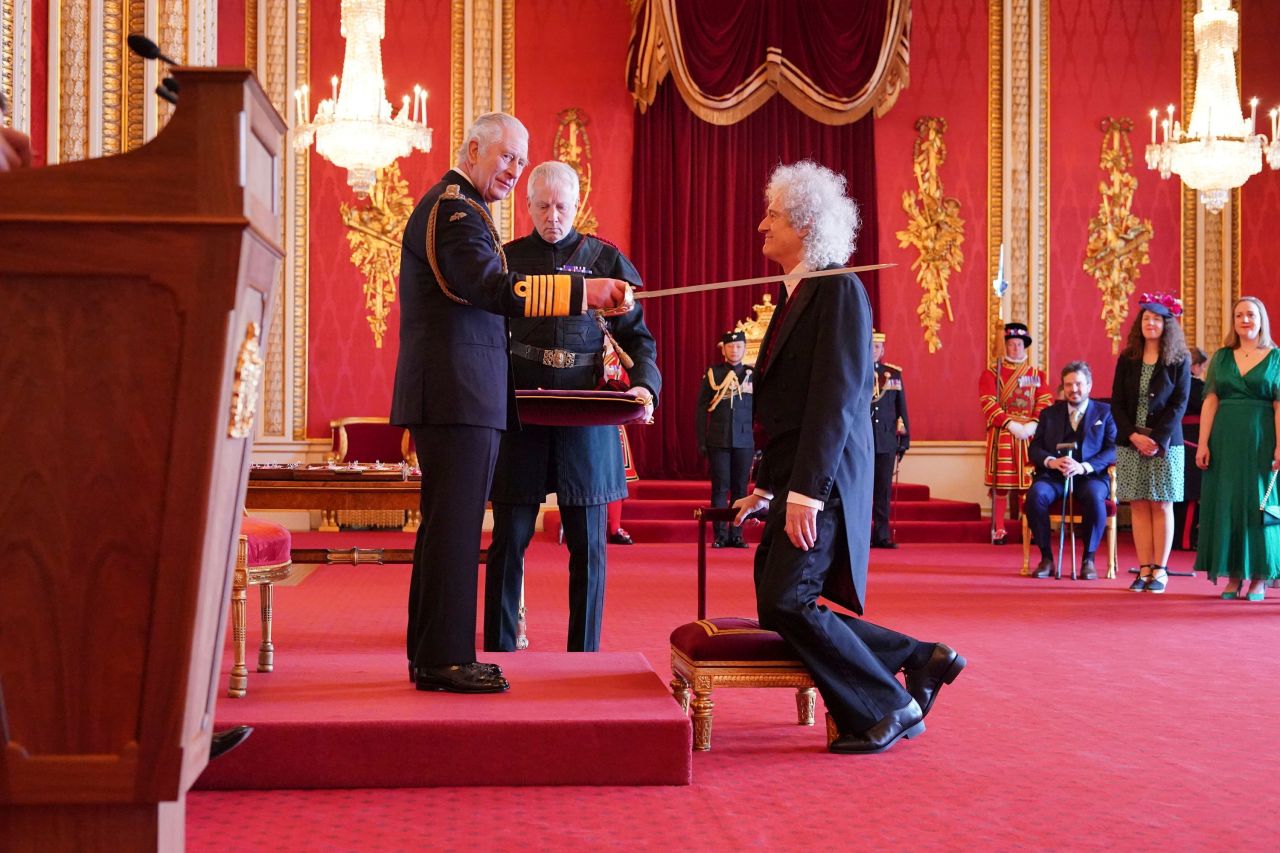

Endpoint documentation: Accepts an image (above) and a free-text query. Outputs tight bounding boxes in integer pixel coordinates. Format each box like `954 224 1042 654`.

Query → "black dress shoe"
209 725 254 761
828 699 925 755
416 662 510 694
904 643 966 718
607 529 634 545
870 539 898 549
1079 558 1098 580
410 661 502 683
729 537 750 549
711 537 726 549
1032 557 1054 578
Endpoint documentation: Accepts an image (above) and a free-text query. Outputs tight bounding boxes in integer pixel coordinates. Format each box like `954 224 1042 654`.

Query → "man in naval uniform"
696 329 755 548
978 322 1053 545
870 330 910 548
484 161 660 653
391 115 630 693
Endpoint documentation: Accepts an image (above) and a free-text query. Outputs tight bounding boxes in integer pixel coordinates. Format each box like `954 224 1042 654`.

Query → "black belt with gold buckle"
510 341 600 369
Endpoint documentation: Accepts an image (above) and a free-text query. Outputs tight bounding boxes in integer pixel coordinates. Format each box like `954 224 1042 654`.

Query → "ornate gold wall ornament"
735 293 776 366
229 322 265 439
554 108 598 235
1083 118 1154 353
340 161 415 349
896 116 965 353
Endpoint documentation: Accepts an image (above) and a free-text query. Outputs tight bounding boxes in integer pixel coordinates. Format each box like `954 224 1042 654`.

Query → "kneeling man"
1025 361 1117 580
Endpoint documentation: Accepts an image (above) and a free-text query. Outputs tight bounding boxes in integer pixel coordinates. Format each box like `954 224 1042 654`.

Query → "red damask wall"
1048 0 1181 397
304 0 452 438
217 0 245 67
513 0 635 253
873 0 991 441
1240 1 1280 314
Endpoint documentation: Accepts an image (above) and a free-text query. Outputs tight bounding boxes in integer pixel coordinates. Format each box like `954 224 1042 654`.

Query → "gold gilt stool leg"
228 537 249 698
691 686 715 751
795 687 816 726
670 675 691 714
257 581 275 672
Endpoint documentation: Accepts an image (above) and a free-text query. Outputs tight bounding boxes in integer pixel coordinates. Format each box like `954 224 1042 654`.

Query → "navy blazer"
1029 399 1117 482
1110 356 1191 452
753 268 874 614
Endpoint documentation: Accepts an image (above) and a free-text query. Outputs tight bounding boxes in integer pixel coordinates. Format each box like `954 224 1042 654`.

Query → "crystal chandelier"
1144 0 1280 213
293 0 431 197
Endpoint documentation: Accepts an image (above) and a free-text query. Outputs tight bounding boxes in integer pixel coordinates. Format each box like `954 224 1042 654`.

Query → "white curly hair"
765 161 860 269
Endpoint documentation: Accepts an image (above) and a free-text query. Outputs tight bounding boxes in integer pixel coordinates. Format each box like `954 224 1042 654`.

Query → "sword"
599 263 895 315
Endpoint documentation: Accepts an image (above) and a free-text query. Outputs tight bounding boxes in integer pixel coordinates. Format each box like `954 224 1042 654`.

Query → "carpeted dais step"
893 499 981 521
202 650 691 789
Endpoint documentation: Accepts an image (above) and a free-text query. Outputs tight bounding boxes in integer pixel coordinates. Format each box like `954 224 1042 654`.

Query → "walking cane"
1055 442 1079 580
890 452 903 545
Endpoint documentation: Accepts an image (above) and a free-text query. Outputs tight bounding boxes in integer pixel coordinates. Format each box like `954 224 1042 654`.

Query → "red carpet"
542 480 991 544
189 539 1279 850
201 565 690 789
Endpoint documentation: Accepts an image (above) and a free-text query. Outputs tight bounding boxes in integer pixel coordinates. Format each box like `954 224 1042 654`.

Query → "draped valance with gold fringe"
627 0 911 126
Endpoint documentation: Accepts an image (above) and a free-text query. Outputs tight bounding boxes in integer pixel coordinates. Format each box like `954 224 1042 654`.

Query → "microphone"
127 33 179 66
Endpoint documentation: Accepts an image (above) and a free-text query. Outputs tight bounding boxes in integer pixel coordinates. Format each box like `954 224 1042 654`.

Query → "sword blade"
632 262 894 300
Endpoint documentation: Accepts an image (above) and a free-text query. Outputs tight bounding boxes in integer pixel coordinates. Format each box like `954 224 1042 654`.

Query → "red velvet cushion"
670 617 801 662
516 389 647 427
340 422 410 463
240 517 292 568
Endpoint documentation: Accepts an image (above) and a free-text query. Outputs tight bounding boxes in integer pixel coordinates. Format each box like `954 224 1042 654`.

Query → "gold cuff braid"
516 274 573 317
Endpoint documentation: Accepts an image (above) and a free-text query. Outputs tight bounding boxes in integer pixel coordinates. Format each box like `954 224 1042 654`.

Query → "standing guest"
484 160 659 653
979 323 1054 544
1024 362 1117 580
869 329 910 548
1173 346 1210 550
1111 293 1191 593
697 329 755 548
1194 296 1280 601
733 161 963 756
391 114 629 693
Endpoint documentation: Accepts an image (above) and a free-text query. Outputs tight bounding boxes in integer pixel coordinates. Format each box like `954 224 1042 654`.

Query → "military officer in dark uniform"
696 329 755 547
870 330 910 548
484 161 660 653
391 115 630 693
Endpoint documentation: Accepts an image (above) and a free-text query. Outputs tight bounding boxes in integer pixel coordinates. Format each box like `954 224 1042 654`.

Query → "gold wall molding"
3 0 34 131
554 108 598 235
897 116 965 353
290 0 310 441
988 0 1048 373
1083 118 1153 353
341 162 415 349
55 0 89 162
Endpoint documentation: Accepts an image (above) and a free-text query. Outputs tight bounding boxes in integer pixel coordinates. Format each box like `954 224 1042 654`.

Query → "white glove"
1004 421 1026 441
1023 421 1037 440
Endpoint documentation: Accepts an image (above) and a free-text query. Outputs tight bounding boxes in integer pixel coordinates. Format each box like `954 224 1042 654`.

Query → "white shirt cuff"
787 491 825 511
753 488 774 501
1083 462 1094 475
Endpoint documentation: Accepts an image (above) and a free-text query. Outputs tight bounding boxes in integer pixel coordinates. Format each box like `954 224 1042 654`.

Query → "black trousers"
871 451 896 543
1025 475 1109 560
406 424 500 668
709 445 753 540
484 502 607 652
753 499 926 733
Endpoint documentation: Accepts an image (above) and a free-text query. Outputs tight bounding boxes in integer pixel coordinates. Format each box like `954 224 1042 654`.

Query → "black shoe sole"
415 678 510 694
829 720 925 754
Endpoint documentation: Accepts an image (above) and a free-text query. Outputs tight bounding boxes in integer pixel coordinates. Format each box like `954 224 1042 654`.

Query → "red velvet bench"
229 517 293 698
668 508 817 751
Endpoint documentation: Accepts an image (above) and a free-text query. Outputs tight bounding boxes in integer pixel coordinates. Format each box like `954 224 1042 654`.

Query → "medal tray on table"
515 388 648 427
248 463 298 480
293 465 408 481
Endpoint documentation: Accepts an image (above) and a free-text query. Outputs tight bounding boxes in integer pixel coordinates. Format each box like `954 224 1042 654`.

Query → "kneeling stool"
229 516 293 698
669 507 816 751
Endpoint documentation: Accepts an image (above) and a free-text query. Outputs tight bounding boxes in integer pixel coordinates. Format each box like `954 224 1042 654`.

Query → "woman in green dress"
1194 296 1280 600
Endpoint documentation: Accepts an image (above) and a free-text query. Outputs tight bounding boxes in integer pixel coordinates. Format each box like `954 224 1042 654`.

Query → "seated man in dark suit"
1025 361 1117 580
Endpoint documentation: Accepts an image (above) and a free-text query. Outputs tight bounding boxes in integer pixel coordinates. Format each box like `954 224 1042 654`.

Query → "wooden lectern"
0 69 285 851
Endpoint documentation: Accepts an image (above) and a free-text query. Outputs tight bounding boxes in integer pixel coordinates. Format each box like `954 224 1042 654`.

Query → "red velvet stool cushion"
670 617 801 662
240 517 292 568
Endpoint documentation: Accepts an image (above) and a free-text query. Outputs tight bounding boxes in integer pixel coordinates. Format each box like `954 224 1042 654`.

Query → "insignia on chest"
449 211 468 222
1018 375 1040 387
558 264 592 275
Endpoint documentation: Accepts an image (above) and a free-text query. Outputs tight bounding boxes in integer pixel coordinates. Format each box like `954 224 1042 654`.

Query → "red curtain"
629 83 880 480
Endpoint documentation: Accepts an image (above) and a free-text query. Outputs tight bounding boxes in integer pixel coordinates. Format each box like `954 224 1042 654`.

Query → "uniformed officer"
484 161 660 653
391 115 630 693
870 330 910 548
696 329 755 547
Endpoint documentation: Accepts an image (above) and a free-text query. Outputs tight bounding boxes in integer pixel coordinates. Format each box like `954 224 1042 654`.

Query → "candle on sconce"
1161 118 1169 144
1250 97 1259 134
301 84 309 120
331 75 339 103
422 90 429 128
1150 109 1158 144
402 94 410 121
1166 104 1175 139
294 88 304 121
1272 107 1279 141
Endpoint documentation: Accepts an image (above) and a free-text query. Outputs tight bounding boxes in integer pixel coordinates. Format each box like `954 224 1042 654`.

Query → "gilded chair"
1020 465 1119 578
327 416 418 530
668 507 816 751
229 516 292 698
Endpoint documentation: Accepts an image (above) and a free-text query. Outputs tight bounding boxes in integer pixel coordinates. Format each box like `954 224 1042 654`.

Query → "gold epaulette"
884 362 903 372
514 274 573 317
443 184 462 199
425 185 507 306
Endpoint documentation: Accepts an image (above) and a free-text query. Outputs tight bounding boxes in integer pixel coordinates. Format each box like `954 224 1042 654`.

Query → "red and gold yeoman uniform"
979 358 1053 490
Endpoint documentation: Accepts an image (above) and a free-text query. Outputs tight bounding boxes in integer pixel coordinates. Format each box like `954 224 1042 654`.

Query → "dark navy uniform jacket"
870 362 910 455
390 170 585 431
696 363 754 450
489 229 661 507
